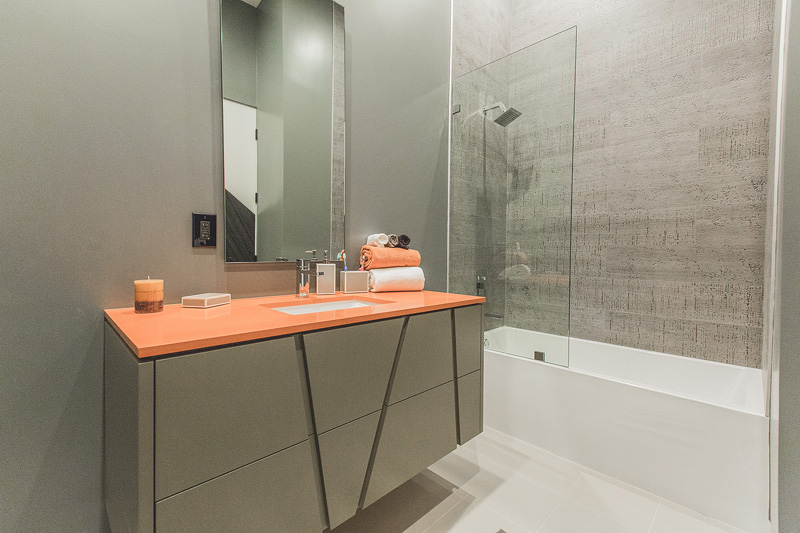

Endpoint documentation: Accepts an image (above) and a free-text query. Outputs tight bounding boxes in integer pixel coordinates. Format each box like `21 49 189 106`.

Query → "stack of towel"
361 233 424 292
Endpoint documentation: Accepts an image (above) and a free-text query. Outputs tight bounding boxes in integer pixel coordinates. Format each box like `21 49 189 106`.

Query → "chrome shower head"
494 107 522 126
482 101 522 127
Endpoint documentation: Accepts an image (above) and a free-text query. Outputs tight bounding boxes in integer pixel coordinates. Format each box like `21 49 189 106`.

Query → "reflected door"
223 99 258 262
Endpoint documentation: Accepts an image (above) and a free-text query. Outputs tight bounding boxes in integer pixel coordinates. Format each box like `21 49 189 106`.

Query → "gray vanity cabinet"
316 411 382 529
155 441 321 533
303 318 403 433
154 337 308 500
457 369 482 443
454 304 482 376
104 303 484 533
104 323 154 533
389 309 454 404
363 381 457 507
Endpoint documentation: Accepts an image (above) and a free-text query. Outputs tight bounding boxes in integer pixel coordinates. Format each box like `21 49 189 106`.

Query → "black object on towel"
397 234 410 249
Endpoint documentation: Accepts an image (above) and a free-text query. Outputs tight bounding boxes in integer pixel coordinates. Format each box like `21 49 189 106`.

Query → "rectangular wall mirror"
221 0 345 263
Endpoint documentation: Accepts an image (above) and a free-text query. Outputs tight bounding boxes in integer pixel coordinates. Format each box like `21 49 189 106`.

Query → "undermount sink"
271 299 381 315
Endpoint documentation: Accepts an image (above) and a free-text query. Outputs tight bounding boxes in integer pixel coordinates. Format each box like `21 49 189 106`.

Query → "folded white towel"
366 233 389 247
368 266 425 292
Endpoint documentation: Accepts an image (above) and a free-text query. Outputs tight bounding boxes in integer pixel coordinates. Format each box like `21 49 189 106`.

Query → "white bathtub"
484 333 770 533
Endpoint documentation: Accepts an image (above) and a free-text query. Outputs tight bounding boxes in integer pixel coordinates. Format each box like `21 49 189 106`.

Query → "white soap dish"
181 293 232 308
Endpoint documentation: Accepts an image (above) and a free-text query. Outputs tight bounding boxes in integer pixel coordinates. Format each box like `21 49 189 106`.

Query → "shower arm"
482 102 508 114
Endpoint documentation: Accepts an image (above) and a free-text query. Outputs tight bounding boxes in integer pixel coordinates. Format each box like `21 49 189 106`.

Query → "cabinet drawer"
155 440 321 533
304 318 403 433
389 310 454 404
454 305 483 377
457 370 482 444
364 381 456 507
154 337 308 500
317 412 381 529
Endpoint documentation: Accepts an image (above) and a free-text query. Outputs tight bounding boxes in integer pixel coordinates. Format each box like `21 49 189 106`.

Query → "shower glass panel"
449 28 576 367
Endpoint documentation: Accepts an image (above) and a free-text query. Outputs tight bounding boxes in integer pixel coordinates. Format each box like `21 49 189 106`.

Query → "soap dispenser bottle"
316 250 336 295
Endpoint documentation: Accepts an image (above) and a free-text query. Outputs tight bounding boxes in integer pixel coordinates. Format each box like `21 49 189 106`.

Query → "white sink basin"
271 299 381 315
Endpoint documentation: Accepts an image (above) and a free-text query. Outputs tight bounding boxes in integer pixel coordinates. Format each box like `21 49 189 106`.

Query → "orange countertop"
105 290 485 359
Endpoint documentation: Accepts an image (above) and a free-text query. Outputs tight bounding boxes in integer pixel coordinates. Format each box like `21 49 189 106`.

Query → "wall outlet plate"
192 213 217 247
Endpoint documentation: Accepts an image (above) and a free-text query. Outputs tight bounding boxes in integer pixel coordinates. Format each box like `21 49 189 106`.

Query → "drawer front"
454 305 483 377
304 318 403 433
364 381 456 507
155 336 308 500
317 412 381 529
389 310 454 404
457 369 482 444
155 440 321 533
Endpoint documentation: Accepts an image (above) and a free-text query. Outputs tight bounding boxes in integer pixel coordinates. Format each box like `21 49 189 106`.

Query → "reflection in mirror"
221 0 345 263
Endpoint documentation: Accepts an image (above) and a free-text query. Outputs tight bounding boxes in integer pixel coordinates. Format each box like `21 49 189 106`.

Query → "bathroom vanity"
103 291 484 532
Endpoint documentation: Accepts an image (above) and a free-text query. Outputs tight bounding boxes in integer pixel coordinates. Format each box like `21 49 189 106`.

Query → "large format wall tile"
453 0 773 367
453 0 512 78
506 0 771 366
505 29 576 337
450 58 509 325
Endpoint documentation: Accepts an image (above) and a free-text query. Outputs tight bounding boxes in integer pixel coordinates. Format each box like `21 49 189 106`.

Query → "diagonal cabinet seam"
296 334 332 531
358 316 410 509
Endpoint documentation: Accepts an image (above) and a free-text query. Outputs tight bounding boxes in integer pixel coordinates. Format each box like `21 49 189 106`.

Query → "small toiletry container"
316 263 336 295
181 293 232 308
340 271 369 293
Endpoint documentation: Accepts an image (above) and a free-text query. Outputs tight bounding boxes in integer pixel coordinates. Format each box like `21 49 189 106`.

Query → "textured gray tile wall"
452 0 512 78
505 29 576 336
450 58 509 328
331 2 346 254
452 0 774 367
557 0 773 367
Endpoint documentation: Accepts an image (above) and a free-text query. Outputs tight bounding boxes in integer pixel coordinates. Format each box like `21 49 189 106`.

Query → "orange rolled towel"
360 245 421 270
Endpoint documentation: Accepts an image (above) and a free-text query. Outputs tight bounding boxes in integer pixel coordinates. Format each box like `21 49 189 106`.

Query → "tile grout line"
646 499 663 533
533 470 586 533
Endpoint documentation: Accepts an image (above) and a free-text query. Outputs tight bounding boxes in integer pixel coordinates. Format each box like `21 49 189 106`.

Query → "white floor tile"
336 431 751 533
424 497 534 533
537 471 661 533
649 499 752 533
429 429 584 531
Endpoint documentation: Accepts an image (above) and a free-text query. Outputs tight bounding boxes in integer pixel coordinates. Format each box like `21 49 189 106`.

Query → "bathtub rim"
484 345 767 418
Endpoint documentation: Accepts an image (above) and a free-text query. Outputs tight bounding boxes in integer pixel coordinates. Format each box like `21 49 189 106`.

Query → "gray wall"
0 0 450 530
452 0 511 78
280 0 333 261
453 0 774 367
221 0 258 107
779 0 800 527
256 0 286 258
338 0 452 289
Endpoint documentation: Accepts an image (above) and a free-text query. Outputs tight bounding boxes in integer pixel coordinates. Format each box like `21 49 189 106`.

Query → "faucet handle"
305 249 317 261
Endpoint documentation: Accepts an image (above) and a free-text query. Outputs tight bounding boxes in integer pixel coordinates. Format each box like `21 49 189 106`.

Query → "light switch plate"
192 213 217 247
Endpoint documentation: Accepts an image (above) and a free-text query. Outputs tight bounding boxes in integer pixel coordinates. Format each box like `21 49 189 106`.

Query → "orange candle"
134 278 164 314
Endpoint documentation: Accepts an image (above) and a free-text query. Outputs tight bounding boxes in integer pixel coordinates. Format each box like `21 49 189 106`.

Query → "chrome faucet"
296 250 318 298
